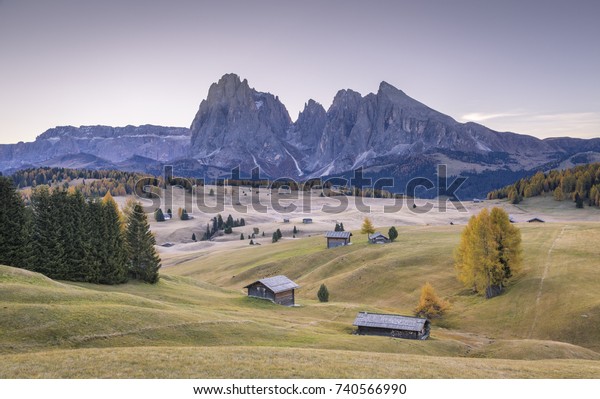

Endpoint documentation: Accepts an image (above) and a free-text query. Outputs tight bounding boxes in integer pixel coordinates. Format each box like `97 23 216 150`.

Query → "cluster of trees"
487 163 600 207
10 167 152 198
0 177 161 284
201 214 246 240
454 207 522 298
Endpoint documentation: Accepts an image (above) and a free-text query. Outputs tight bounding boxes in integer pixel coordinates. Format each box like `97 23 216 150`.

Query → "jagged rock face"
189 73 296 176
2 73 599 197
0 125 190 172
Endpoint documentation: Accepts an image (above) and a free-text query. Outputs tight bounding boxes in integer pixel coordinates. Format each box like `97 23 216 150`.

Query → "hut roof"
527 217 545 223
369 232 389 240
244 275 299 294
325 231 352 239
353 312 427 332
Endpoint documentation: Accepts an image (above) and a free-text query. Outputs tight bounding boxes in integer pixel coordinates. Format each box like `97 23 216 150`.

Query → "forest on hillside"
487 163 600 208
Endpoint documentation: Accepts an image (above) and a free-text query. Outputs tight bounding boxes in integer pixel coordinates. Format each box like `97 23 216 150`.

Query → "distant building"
527 217 545 223
325 231 352 248
278 185 291 195
353 312 430 340
244 275 299 306
283 218 290 223
473 198 482 203
509 215 517 223
302 218 313 224
369 232 390 244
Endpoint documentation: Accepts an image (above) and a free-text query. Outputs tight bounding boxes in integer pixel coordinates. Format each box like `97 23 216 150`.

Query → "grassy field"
1 204 600 377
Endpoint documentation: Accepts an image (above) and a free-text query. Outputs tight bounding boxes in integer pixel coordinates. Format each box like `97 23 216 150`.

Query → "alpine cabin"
353 312 430 340
244 275 299 306
325 231 352 248
369 232 390 244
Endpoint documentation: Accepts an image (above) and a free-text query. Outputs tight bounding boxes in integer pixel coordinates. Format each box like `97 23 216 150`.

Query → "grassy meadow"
1 199 600 378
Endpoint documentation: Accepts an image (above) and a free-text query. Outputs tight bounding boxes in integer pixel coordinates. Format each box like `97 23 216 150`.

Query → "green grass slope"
1 220 600 377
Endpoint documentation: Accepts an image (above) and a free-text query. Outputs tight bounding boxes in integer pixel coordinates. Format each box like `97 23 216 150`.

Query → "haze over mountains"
2 73 599 196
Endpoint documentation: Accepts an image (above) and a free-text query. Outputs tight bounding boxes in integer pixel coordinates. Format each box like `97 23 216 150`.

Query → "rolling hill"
2 215 600 378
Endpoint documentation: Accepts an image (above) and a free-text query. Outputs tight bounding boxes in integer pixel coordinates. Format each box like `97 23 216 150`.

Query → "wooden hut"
244 275 299 306
325 231 352 248
302 218 313 224
369 232 390 244
527 217 545 223
353 312 430 340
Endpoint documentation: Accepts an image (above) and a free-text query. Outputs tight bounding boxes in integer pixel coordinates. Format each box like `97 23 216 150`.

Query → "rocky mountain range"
2 73 600 197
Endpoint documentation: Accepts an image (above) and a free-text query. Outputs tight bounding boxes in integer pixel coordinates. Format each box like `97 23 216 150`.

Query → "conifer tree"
334 223 341 231
0 177 29 268
361 217 375 237
192 232 197 241
100 192 128 284
276 228 282 239
293 225 298 234
455 207 522 298
317 284 329 302
414 282 449 318
30 186 65 278
240 233 244 240
339 222 345 231
388 226 398 242
217 214 224 229
226 214 234 228
154 208 165 222
126 204 161 283
272 232 278 243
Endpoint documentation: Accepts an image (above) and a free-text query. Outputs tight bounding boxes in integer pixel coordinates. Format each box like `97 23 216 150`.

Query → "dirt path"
527 225 569 339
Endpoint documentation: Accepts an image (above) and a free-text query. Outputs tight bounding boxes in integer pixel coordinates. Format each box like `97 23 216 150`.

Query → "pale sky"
0 0 599 144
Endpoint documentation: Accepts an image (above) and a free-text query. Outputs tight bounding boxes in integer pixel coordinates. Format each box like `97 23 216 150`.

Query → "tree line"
487 163 600 207
0 177 161 284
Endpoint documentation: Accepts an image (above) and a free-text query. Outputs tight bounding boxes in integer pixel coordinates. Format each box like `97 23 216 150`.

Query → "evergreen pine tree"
217 214 224 229
192 232 197 241
240 233 244 240
388 226 398 242
276 228 283 239
154 208 165 222
272 232 278 243
226 214 234 228
0 177 29 268
100 193 128 284
293 225 298 234
317 284 329 302
339 223 345 231
31 186 65 278
64 190 91 281
84 199 104 283
334 223 341 232
126 204 161 283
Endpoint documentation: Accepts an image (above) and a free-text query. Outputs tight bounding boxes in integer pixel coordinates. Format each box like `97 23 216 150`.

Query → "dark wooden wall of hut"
274 290 295 306
247 283 275 302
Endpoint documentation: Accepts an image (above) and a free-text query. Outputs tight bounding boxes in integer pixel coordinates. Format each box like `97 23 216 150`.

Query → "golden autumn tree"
361 217 375 237
414 282 449 318
454 207 522 298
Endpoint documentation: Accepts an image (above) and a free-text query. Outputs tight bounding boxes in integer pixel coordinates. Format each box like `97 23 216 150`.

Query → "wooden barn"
325 231 352 248
244 275 299 306
353 312 430 340
369 232 390 244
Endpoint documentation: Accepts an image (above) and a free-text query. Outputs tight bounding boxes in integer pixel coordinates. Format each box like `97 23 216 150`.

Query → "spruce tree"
240 233 244 240
192 232 197 241
31 186 65 278
154 208 165 222
334 223 341 232
317 284 329 302
388 226 398 242
272 232 278 243
64 190 91 281
0 177 29 268
100 193 128 284
84 199 104 283
293 225 298 234
339 223 345 231
276 228 282 239
126 204 161 283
